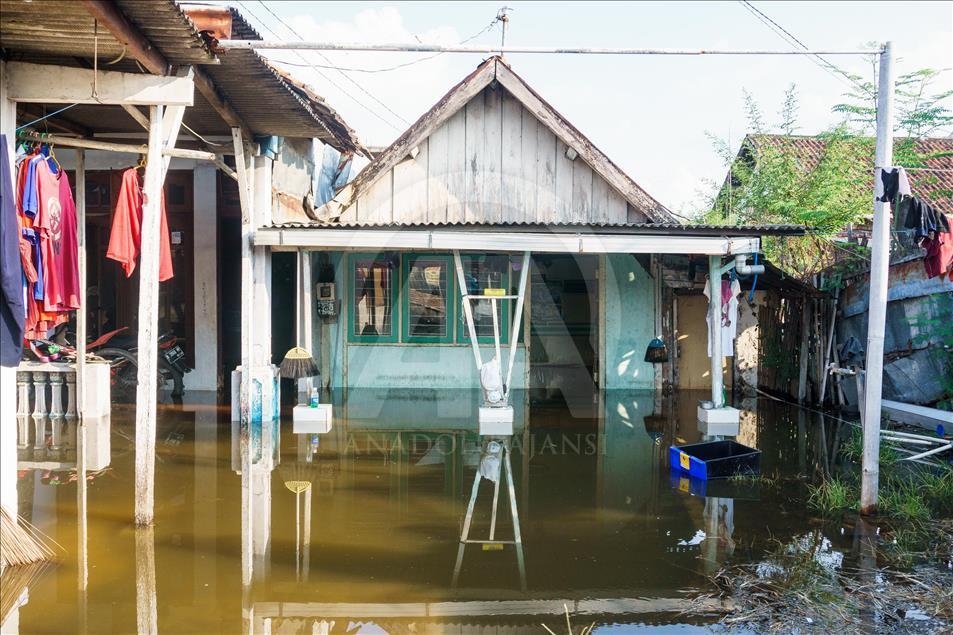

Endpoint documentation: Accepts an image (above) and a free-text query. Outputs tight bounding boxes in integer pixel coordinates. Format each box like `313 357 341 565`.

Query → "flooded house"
9 5 941 633
254 56 807 427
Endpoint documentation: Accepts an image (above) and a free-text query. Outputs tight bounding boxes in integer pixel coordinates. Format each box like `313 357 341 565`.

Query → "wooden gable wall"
337 84 645 226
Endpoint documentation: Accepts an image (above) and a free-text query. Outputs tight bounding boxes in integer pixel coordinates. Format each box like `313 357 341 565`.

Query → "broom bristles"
279 347 319 379
0 507 57 568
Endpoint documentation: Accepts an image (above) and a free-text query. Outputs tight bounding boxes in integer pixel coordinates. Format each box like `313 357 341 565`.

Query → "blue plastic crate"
669 440 761 481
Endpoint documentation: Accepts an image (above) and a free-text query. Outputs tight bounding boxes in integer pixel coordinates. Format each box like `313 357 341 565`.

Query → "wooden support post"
861 43 895 515
75 149 89 595
134 105 163 526
798 299 811 404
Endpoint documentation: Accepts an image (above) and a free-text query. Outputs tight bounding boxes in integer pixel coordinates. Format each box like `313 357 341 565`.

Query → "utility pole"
861 41 894 515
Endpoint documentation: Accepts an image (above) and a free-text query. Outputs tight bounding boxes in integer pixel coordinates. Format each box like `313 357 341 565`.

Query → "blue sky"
226 1 952 215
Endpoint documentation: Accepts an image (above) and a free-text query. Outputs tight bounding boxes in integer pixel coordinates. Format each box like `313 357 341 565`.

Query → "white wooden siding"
344 85 647 226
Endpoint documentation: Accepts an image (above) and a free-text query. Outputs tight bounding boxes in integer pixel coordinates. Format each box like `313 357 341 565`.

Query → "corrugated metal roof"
268 220 809 237
194 7 367 148
0 0 216 67
2 1 366 148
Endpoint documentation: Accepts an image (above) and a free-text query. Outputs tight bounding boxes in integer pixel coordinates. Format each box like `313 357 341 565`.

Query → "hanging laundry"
107 167 173 282
703 277 741 357
11 142 79 343
874 166 911 203
921 213 953 281
1 134 25 366
35 160 79 312
903 196 950 242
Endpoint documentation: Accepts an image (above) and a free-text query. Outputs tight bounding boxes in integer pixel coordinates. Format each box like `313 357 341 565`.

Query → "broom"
278 346 319 380
280 251 321 381
0 507 57 569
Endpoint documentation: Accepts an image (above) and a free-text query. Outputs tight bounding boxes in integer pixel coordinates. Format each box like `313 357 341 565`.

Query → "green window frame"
349 252 400 343
402 254 455 344
455 254 512 345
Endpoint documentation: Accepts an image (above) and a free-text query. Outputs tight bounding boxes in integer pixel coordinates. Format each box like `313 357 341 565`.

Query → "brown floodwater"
3 389 947 633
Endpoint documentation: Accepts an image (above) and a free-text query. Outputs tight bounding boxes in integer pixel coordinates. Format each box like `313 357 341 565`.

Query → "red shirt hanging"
35 160 79 312
106 167 173 282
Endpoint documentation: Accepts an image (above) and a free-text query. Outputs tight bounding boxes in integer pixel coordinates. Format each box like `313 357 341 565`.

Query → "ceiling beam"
80 0 170 76
5 62 193 106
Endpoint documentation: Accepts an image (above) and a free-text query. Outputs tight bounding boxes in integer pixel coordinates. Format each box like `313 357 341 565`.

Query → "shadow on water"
3 389 950 633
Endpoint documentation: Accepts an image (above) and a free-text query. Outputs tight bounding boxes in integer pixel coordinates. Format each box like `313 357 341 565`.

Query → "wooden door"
675 293 731 391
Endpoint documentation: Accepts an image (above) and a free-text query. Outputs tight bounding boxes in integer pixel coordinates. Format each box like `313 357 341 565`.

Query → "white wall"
189 164 218 391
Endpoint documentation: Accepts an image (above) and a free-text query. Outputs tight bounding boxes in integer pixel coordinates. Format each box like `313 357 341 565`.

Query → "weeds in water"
728 472 780 487
807 478 856 516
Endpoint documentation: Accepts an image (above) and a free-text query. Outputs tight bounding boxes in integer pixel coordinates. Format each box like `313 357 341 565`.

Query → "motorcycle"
49 324 190 401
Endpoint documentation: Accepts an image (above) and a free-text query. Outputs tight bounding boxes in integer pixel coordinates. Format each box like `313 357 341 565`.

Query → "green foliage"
701 66 953 280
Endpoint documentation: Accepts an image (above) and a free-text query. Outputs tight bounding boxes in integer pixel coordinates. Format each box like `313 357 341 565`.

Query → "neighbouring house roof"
2 0 365 148
743 134 953 216
312 56 677 226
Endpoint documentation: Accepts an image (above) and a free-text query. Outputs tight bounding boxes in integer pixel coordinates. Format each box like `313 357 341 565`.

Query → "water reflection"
451 435 526 591
9 389 945 633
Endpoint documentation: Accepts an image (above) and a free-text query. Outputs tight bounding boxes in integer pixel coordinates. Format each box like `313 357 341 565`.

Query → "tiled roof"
746 134 953 215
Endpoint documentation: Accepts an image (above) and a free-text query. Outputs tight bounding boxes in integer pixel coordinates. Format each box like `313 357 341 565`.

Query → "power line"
233 0 405 131
266 18 502 74
252 0 411 128
738 1 872 96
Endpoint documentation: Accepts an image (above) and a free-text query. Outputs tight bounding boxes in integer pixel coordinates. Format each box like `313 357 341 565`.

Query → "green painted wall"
604 254 656 390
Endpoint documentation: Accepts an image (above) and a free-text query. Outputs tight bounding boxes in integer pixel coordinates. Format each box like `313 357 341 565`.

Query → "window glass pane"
354 257 394 337
407 258 449 337
459 255 509 338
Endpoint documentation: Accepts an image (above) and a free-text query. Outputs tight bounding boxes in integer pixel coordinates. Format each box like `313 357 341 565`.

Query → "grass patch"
839 427 900 468
807 477 856 516
919 467 953 516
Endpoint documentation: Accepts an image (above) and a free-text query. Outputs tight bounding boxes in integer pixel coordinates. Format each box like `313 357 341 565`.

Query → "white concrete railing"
15 362 111 420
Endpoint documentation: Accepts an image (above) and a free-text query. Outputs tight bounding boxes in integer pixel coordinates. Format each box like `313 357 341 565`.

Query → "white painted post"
861 42 895 515
504 252 531 401
135 105 164 526
709 256 724 408
232 128 255 586
233 130 255 426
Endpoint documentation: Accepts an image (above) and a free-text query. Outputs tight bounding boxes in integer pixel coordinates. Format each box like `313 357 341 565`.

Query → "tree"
701 67 953 281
